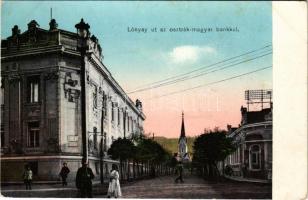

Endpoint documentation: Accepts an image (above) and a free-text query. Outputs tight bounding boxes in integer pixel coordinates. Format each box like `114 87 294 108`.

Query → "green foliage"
107 135 172 165
193 130 235 164
107 138 136 161
192 129 236 179
136 138 171 164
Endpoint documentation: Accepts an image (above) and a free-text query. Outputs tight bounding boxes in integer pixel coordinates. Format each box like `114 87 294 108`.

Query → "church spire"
180 111 186 139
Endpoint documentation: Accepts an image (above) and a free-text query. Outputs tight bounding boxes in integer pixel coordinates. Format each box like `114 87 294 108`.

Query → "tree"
108 135 172 180
107 138 136 181
135 138 171 177
192 129 235 180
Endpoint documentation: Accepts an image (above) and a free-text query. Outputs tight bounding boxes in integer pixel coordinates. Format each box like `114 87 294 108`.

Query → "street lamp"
75 18 90 162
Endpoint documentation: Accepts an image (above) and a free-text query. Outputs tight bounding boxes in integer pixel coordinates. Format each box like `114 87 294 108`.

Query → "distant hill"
153 136 195 155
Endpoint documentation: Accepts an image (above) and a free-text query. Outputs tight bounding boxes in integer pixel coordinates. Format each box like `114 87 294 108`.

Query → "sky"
1 1 272 138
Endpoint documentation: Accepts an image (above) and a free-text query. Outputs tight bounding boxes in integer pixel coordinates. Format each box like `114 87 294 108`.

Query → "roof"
1 19 145 120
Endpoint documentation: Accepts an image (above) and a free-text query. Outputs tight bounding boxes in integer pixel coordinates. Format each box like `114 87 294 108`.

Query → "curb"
224 175 271 184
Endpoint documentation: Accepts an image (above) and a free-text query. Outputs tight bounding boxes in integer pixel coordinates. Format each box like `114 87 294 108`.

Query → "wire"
128 50 272 94
147 66 272 100
129 44 272 91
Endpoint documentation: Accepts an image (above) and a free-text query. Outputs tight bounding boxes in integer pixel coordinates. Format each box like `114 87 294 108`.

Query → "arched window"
93 127 97 149
249 145 261 170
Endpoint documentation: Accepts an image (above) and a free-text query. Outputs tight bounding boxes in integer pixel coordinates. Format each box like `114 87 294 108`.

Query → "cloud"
169 45 216 64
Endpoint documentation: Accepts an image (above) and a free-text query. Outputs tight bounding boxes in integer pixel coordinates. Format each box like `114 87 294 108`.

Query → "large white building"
1 19 145 182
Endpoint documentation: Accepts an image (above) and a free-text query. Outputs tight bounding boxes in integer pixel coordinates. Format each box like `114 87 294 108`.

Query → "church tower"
178 112 188 160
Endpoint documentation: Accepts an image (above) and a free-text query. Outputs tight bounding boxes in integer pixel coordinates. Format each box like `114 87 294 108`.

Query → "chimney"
27 20 39 31
49 19 58 31
135 99 142 111
12 25 21 37
227 124 232 131
241 106 247 125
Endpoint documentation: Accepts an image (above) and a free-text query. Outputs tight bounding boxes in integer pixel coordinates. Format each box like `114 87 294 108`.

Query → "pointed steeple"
178 111 188 158
180 111 186 139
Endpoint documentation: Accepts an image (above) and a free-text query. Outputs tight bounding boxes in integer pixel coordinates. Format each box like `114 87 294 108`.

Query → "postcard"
0 1 307 199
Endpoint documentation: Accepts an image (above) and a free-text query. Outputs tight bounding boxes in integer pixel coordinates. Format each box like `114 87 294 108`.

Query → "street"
2 174 271 198
118 175 272 199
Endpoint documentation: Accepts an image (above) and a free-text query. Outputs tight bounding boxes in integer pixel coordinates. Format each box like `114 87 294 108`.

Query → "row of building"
1 19 145 182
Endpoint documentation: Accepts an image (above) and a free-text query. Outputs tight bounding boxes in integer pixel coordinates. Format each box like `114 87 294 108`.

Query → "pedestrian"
23 164 33 190
107 164 122 198
59 162 70 186
171 153 178 174
174 161 184 183
75 158 95 198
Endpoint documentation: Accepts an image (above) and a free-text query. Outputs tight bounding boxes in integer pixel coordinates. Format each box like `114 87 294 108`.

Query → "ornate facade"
225 104 272 181
0 19 145 182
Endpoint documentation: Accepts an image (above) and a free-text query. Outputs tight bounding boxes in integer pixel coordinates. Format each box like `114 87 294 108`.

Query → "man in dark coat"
59 162 70 186
174 161 184 183
171 153 178 174
76 158 95 198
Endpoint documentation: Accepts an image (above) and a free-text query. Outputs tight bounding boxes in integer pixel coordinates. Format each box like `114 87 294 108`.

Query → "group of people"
22 158 185 197
22 162 70 191
22 159 122 198
74 158 122 198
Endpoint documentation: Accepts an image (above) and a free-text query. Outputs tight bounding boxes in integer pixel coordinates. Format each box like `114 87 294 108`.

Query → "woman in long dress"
107 164 122 198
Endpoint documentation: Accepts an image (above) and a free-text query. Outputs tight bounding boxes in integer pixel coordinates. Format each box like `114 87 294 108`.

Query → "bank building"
0 19 145 182
224 90 272 181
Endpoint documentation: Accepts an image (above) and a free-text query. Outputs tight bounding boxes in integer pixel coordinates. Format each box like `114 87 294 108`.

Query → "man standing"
174 161 184 183
171 153 178 175
23 165 33 190
76 159 95 198
59 162 70 186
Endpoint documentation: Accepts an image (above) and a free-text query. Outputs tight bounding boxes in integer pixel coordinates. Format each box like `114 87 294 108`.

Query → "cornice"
228 121 272 138
1 45 63 61
87 54 145 120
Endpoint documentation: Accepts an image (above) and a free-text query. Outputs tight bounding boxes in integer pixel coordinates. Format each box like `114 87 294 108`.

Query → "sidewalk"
1 177 148 198
224 175 271 184
1 180 109 198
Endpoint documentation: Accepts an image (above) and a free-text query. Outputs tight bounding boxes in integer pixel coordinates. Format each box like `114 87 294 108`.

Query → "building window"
1 123 4 148
250 145 261 170
117 108 120 126
93 86 97 109
128 116 130 131
0 79 4 148
0 79 4 106
27 76 40 103
133 120 136 132
103 92 107 117
111 103 114 122
95 162 99 175
103 132 107 152
27 121 40 147
93 127 97 150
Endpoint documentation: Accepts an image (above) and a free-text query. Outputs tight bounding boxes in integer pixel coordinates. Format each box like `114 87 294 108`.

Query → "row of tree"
192 128 236 180
107 134 176 181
